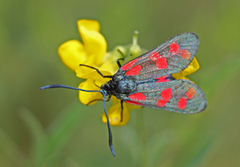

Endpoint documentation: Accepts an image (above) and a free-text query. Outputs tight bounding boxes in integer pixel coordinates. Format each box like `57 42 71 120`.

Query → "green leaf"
19 107 47 166
0 128 30 167
19 101 88 166
45 101 87 164
181 139 213 167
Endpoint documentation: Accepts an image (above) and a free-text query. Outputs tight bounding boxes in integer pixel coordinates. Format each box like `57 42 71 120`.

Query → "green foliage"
0 102 87 166
1 0 240 166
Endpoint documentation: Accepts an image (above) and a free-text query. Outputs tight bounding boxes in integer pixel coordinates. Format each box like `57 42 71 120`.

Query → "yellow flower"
59 20 106 70
58 19 140 126
59 19 112 105
172 57 200 80
58 19 200 126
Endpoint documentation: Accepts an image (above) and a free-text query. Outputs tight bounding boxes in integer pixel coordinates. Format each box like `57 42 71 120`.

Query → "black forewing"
118 32 199 81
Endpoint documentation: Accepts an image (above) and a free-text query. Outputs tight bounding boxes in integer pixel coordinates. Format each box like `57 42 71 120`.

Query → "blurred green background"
1 0 240 166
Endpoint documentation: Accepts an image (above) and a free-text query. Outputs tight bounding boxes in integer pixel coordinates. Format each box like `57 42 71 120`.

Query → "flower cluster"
58 19 200 126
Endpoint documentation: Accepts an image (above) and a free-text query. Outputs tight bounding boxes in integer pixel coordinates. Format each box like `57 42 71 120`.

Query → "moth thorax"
115 80 136 94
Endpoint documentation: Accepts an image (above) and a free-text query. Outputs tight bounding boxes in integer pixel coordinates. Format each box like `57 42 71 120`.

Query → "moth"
40 32 207 156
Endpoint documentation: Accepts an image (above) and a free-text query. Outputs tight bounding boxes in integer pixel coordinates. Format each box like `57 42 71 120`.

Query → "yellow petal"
101 103 130 126
110 96 120 105
78 19 100 32
75 58 116 85
172 57 200 79
78 79 102 105
78 20 107 65
58 40 87 71
99 58 118 74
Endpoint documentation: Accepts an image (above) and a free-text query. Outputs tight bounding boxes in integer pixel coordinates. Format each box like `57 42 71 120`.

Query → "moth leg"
93 80 101 88
105 95 111 102
117 49 125 68
86 95 111 105
120 100 123 122
86 99 102 105
79 64 113 78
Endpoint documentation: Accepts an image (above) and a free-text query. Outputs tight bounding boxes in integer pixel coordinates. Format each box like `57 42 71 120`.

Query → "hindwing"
115 79 207 114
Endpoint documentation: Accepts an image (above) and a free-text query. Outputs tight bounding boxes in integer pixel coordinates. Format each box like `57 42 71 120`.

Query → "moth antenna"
39 84 100 93
117 49 125 68
79 64 113 78
101 90 115 157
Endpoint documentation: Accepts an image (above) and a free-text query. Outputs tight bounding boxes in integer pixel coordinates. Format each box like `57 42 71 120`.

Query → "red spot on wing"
126 100 144 106
125 65 142 76
157 100 168 107
129 93 146 101
169 42 179 55
156 57 168 69
121 59 137 71
178 98 187 109
155 75 170 82
149 52 168 69
180 49 191 59
185 88 196 99
157 88 172 107
150 52 162 61
177 88 195 110
161 88 172 101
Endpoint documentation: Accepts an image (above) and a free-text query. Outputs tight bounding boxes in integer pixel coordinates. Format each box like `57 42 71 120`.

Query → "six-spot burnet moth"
40 32 207 157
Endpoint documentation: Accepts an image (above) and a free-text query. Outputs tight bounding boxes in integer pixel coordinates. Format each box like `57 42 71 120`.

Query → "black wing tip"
185 32 199 40
172 32 199 44
182 102 207 114
177 32 199 41
199 101 208 112
193 100 207 114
